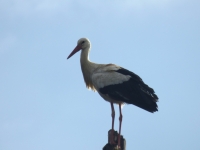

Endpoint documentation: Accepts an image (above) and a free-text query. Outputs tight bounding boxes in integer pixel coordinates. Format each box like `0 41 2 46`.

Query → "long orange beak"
67 45 82 59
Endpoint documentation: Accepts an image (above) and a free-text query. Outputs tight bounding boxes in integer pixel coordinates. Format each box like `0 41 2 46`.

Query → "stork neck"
80 47 96 74
80 47 97 91
80 48 90 64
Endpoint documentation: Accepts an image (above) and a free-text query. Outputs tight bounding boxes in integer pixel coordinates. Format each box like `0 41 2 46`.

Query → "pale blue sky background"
0 0 200 150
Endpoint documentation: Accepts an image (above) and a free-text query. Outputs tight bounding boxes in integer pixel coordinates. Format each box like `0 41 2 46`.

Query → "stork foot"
117 134 121 148
109 129 117 145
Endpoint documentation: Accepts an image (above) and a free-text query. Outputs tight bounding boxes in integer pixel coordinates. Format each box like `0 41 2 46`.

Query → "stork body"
67 38 158 147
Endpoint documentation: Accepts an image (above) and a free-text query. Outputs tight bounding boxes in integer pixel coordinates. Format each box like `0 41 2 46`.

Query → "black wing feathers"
99 68 158 113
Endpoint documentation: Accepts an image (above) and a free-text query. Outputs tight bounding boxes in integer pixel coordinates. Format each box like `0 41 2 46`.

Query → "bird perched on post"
67 38 158 148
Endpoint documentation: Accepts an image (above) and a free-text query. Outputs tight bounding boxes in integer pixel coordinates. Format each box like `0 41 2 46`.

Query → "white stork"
67 38 158 147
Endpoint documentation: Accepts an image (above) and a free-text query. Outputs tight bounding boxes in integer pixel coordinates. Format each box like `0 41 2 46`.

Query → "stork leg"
118 103 123 148
110 102 115 145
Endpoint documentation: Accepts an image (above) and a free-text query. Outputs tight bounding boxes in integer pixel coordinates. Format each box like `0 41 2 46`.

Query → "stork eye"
81 41 85 44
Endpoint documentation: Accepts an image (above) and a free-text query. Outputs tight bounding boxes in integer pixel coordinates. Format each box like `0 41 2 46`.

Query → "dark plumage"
99 68 158 112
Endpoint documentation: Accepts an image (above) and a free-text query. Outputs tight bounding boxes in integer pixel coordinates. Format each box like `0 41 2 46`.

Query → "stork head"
67 38 90 59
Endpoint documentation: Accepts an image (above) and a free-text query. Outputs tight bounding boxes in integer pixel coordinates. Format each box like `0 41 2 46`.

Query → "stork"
67 38 158 148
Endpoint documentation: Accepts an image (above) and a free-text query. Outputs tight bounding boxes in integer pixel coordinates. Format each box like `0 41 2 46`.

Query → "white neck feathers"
80 48 97 91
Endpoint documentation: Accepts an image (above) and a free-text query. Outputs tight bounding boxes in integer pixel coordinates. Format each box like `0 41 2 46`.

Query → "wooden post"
102 129 126 150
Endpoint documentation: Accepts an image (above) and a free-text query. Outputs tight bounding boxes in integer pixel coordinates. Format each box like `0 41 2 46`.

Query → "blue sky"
0 0 200 149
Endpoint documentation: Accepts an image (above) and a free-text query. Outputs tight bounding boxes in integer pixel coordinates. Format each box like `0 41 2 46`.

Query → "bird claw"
109 129 117 146
109 140 116 145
